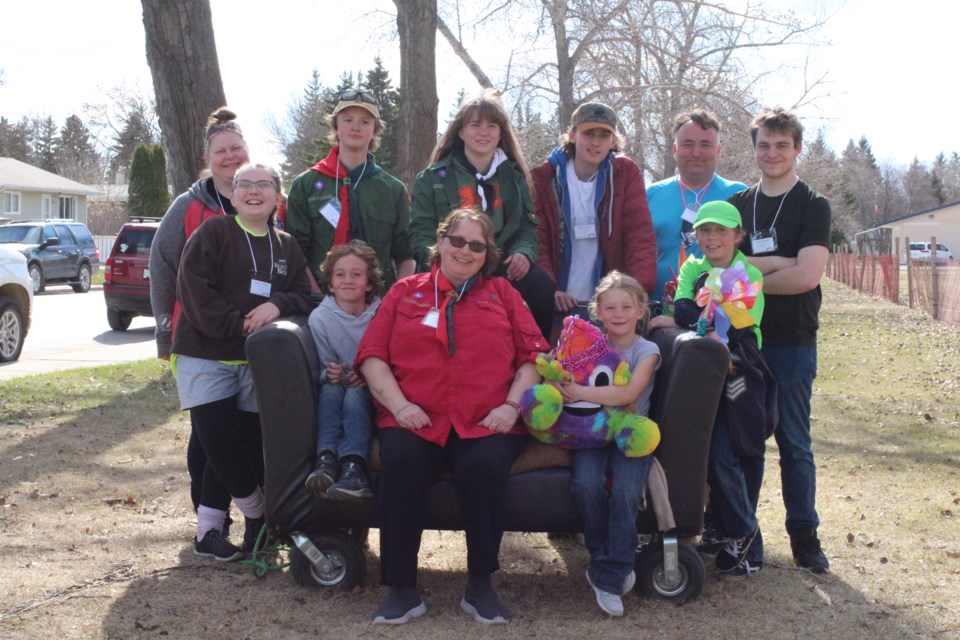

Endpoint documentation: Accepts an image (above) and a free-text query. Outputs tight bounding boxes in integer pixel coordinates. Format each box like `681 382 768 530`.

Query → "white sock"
234 487 265 520
196 505 227 542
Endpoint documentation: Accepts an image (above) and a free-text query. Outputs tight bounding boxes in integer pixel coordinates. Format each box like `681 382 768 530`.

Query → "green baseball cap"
693 200 742 229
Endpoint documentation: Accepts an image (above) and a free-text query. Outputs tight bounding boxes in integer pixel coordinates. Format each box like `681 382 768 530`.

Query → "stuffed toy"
519 316 660 457
693 263 760 343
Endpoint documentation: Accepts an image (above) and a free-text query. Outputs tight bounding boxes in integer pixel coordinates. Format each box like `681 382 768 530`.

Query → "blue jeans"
570 447 653 594
762 344 820 534
316 384 374 460
707 407 765 562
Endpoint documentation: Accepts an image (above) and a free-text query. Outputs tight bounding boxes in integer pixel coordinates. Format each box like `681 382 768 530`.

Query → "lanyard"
237 217 275 280
678 174 714 211
752 178 798 232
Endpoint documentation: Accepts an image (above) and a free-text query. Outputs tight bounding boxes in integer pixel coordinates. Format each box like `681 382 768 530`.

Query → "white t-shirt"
565 161 600 302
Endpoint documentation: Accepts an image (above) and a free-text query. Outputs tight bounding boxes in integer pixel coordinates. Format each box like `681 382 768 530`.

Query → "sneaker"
304 452 337 496
715 528 759 574
371 588 426 625
242 516 266 554
725 558 763 577
791 528 830 574
194 529 244 562
586 570 624 617
221 514 233 538
326 461 374 500
622 570 636 595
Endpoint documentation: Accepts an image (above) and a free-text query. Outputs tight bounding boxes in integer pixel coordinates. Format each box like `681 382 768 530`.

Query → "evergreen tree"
903 157 937 213
31 116 59 173
56 115 102 183
0 117 32 162
274 69 330 177
363 57 401 173
515 102 558 169
128 143 168 218
151 144 171 213
111 110 156 182
128 144 152 218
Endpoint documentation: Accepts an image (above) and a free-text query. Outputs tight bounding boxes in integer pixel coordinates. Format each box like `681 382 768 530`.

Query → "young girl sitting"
556 271 660 617
305 240 383 500
649 200 767 576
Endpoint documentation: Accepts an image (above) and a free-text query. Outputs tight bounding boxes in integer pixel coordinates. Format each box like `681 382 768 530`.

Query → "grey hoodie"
149 178 225 358
307 294 381 384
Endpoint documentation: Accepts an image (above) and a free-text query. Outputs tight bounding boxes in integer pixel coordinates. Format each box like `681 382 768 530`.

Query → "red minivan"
103 220 159 330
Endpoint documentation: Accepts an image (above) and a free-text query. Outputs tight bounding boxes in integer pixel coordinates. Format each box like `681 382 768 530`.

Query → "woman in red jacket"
357 209 546 625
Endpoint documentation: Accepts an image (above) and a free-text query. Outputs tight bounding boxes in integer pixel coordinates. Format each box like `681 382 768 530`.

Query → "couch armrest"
647 327 729 536
246 316 318 532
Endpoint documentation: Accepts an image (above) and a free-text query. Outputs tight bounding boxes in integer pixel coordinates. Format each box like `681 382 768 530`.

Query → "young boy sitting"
305 240 383 500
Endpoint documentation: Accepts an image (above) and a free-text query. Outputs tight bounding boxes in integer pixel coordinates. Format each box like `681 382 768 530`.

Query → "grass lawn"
1 279 958 639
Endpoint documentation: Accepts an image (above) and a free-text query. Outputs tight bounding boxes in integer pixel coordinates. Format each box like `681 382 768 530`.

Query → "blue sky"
0 0 952 169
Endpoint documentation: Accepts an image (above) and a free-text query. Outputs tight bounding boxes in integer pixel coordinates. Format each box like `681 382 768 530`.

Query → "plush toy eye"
589 365 614 387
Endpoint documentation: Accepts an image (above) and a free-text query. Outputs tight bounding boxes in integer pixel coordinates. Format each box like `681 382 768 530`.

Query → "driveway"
0 285 158 381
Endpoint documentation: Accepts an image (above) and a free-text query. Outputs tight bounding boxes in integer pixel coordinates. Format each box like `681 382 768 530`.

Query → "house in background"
871 200 960 261
0 157 102 226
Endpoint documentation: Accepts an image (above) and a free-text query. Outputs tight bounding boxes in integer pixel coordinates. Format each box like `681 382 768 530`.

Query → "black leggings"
377 428 525 587
187 416 231 512
493 263 555 341
190 396 264 504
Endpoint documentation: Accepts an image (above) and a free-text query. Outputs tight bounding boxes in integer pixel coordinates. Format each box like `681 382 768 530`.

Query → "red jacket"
355 272 548 445
531 153 657 295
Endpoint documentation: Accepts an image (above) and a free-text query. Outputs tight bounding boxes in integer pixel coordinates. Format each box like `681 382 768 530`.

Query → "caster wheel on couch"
290 531 365 591
634 542 705 604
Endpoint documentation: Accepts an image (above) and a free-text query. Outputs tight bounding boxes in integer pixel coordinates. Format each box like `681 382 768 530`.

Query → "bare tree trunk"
140 0 226 194
393 0 439 186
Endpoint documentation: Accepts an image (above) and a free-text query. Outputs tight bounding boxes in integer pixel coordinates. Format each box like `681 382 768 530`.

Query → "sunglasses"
444 234 488 254
233 179 277 191
339 89 378 106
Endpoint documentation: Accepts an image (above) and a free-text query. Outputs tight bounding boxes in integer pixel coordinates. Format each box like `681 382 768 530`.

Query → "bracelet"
503 400 520 412
395 404 414 416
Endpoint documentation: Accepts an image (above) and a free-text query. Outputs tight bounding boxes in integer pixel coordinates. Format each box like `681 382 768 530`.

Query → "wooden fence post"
906 236 914 309
931 236 940 320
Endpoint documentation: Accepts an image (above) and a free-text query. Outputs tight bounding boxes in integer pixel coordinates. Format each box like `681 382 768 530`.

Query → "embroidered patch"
314 181 325 191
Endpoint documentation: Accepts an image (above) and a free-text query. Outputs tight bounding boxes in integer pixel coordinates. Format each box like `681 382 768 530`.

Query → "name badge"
574 224 596 240
681 207 698 224
250 279 272 297
750 229 777 255
319 199 341 228
422 308 440 328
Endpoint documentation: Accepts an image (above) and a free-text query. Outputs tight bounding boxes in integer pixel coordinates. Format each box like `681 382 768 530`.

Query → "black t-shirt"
729 180 831 346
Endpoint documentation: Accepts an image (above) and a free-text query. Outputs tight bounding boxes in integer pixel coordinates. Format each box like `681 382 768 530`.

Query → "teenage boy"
286 89 415 291
729 107 831 574
647 109 746 303
531 102 656 318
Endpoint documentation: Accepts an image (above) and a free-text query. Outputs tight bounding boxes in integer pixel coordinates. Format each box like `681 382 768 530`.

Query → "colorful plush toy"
519 316 660 457
693 263 761 343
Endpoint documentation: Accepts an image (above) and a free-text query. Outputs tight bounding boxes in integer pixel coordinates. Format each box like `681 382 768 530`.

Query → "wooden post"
906 236 914 309
894 237 901 303
931 236 940 320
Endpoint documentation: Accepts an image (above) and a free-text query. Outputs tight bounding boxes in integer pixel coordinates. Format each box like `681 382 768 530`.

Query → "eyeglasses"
444 234 488 253
233 179 277 191
339 89 378 106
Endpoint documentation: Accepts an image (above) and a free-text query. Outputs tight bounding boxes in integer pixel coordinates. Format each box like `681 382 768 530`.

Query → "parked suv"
103 219 158 331
0 245 33 362
0 220 100 294
909 242 955 263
